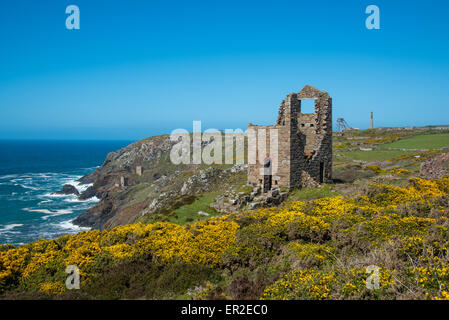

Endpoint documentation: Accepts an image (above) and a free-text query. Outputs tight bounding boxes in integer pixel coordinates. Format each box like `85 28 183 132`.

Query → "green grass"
237 185 253 194
127 184 157 206
378 133 449 150
169 192 221 225
339 150 412 162
286 185 338 202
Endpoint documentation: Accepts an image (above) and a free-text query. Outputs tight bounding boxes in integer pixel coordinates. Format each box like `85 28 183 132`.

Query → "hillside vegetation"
1 177 449 299
2 128 449 300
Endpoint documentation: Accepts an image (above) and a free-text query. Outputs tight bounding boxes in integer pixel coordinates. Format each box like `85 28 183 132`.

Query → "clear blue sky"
0 0 448 140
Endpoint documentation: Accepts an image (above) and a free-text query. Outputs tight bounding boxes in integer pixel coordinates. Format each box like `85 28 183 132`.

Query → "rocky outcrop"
139 165 248 220
420 153 449 179
77 170 99 185
211 186 288 213
84 135 176 193
52 184 79 196
72 134 250 230
78 186 97 200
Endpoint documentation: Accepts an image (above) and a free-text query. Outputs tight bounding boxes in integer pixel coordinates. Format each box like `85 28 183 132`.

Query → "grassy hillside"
2 177 449 300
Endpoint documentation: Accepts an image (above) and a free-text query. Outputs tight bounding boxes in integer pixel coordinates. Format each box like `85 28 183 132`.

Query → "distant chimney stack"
370 112 373 129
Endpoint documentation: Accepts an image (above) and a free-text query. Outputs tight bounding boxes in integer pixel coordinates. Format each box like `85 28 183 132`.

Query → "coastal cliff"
73 135 248 229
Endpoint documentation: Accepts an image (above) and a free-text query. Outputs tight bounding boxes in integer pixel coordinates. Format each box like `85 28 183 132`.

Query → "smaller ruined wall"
247 124 291 188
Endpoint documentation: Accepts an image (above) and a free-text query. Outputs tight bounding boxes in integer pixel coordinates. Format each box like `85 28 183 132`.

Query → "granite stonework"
248 85 332 191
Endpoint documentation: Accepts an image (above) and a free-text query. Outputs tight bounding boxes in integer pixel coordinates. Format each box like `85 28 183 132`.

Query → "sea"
0 140 131 245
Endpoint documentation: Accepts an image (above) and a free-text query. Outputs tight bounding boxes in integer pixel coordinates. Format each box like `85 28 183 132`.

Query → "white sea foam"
20 184 40 191
42 192 70 198
64 179 91 193
37 173 52 178
23 208 73 215
64 196 99 203
56 220 90 232
23 208 52 214
0 224 24 232
0 174 18 180
1 168 99 243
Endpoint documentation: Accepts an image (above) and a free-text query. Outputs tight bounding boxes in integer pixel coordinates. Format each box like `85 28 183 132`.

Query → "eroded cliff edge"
73 135 249 230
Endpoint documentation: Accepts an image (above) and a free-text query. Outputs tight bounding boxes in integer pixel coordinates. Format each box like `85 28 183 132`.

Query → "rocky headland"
71 135 262 230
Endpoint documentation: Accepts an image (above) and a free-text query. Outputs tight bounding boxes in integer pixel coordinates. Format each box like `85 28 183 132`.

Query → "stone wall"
248 85 332 190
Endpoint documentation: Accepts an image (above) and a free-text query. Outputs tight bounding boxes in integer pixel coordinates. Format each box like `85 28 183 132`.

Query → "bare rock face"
420 153 449 179
78 186 97 200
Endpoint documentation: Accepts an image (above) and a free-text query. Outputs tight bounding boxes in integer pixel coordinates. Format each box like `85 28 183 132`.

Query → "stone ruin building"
248 85 332 191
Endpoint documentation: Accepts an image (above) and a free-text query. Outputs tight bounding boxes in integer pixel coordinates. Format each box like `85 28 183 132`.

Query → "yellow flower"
39 282 65 295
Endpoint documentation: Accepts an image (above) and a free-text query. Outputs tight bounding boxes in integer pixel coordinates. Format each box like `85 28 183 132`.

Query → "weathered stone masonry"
248 85 332 190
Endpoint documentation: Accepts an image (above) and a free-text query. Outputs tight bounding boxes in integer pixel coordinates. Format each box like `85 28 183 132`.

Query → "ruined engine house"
248 85 332 191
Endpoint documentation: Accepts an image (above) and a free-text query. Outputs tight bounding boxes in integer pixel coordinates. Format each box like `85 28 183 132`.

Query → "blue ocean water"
0 140 131 245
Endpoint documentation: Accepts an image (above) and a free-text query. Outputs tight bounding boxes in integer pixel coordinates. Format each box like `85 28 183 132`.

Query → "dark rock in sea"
78 186 97 200
53 184 79 196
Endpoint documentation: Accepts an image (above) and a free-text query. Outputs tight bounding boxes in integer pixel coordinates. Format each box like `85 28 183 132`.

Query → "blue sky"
0 0 448 140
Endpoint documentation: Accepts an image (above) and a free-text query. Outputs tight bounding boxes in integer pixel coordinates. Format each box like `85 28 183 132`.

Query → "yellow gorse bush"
262 269 335 300
287 242 333 264
0 247 29 288
0 216 239 293
389 168 410 175
39 281 65 295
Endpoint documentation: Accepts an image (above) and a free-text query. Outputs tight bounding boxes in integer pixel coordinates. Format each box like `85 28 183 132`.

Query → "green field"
337 149 412 161
379 133 449 150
